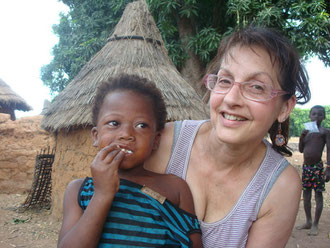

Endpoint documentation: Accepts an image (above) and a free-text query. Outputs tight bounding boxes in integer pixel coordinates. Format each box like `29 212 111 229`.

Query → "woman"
145 26 310 247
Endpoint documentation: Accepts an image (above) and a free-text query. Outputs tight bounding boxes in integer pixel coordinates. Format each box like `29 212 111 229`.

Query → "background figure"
297 105 330 236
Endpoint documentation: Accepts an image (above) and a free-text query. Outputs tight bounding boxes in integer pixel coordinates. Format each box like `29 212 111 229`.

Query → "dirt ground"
0 140 329 248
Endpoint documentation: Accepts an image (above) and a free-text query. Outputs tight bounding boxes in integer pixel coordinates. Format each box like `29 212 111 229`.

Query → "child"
57 74 202 247
297 105 330 236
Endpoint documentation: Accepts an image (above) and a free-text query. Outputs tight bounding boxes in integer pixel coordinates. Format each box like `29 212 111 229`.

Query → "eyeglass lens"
207 75 273 101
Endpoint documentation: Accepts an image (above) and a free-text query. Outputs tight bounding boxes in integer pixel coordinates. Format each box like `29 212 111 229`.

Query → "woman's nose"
223 84 244 105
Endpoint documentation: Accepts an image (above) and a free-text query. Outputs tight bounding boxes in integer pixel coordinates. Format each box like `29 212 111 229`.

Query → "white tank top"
166 120 288 248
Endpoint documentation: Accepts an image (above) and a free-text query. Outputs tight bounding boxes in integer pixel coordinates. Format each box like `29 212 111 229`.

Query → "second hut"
0 78 32 120
41 0 208 219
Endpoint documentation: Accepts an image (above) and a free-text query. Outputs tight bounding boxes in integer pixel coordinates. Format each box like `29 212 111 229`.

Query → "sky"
0 1 329 119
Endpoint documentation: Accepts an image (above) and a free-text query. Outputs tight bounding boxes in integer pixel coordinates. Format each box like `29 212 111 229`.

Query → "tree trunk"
176 16 206 97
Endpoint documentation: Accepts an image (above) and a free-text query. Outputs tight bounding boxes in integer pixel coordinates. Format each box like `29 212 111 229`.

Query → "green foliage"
12 217 31 224
289 105 330 137
41 0 132 93
187 27 222 63
42 0 330 94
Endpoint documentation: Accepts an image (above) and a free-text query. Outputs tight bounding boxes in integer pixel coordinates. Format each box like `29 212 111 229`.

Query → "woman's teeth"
223 113 245 121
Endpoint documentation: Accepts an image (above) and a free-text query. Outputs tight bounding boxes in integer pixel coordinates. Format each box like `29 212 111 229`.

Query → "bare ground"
0 141 329 248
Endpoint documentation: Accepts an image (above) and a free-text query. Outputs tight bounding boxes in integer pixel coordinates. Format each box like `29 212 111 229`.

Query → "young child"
57 74 202 247
297 105 330 236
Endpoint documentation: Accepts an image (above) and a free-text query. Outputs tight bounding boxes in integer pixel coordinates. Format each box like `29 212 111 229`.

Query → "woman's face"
209 45 294 145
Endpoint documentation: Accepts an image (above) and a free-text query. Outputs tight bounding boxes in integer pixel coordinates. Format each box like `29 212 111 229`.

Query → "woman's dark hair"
92 74 167 131
206 26 311 156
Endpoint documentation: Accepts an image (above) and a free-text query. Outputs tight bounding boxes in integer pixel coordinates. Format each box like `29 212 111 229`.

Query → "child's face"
309 108 325 125
92 90 160 169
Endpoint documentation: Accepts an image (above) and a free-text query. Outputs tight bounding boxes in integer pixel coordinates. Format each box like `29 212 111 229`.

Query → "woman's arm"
246 164 301 248
144 122 175 173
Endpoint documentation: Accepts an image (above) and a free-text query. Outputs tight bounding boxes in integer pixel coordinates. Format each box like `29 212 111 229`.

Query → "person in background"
145 26 311 247
57 74 202 248
297 105 330 236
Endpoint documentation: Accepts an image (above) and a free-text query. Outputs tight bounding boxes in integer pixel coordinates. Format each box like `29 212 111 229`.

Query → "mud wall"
51 128 97 219
0 114 55 193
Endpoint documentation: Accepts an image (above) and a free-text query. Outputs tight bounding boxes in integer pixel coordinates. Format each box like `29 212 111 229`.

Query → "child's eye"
108 121 119 127
136 123 148 128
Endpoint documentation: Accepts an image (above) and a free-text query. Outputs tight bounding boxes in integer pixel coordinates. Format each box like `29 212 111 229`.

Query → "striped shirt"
167 120 289 248
78 177 201 247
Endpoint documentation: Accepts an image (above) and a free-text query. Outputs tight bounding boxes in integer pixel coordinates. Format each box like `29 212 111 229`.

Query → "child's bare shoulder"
151 173 191 205
162 173 189 188
64 178 86 195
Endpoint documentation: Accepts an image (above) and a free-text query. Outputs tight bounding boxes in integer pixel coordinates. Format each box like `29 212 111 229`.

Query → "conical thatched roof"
41 0 208 132
0 78 32 111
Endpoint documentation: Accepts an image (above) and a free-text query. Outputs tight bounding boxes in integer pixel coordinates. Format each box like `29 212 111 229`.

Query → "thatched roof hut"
41 0 207 132
0 78 32 120
43 0 208 219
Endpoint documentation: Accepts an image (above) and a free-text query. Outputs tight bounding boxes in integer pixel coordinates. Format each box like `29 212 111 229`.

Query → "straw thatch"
0 78 32 112
41 0 208 132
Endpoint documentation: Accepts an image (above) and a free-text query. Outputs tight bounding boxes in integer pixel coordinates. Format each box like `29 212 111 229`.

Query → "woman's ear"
278 95 296 123
152 132 161 151
91 127 99 147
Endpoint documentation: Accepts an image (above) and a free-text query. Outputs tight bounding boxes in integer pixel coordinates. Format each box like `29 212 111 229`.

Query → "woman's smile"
222 112 246 121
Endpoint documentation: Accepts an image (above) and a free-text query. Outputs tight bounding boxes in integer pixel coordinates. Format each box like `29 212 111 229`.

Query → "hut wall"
0 114 55 193
51 127 97 219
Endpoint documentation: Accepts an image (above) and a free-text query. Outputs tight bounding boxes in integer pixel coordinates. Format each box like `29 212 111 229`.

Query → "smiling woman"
145 26 311 248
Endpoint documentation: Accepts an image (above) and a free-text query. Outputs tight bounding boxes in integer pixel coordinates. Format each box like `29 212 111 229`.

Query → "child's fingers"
108 150 125 170
99 144 120 160
104 149 123 165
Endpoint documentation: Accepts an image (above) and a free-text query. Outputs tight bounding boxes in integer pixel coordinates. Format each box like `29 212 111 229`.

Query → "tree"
41 0 330 95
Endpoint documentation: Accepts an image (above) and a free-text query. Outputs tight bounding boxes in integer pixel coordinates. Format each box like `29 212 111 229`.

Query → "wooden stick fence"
19 147 55 211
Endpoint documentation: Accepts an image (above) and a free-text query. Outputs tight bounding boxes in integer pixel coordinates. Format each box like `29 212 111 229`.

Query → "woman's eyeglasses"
204 74 289 102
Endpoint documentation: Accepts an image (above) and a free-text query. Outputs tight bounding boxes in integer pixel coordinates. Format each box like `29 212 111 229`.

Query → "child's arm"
325 129 330 182
177 179 203 248
57 146 125 248
298 129 308 153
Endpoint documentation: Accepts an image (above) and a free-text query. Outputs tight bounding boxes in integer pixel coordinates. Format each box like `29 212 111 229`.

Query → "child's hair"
310 105 326 118
92 74 167 131
206 26 311 156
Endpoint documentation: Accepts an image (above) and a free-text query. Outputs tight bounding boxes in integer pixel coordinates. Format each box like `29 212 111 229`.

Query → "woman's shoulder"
276 163 301 188
258 163 301 217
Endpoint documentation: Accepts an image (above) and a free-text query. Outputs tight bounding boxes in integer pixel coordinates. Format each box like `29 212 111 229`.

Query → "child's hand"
90 144 125 198
300 129 309 137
